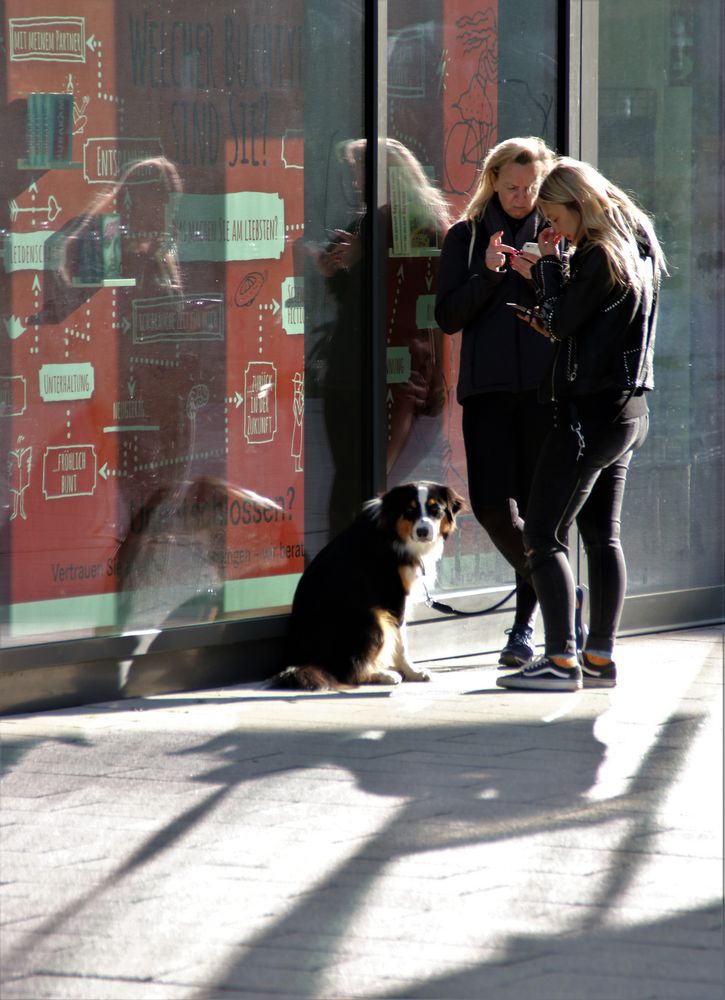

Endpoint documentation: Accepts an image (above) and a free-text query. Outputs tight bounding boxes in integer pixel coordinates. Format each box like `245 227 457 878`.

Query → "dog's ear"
362 494 385 524
445 488 466 518
375 485 407 530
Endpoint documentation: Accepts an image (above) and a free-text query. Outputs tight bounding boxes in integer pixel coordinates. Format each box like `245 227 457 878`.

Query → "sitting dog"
270 482 464 691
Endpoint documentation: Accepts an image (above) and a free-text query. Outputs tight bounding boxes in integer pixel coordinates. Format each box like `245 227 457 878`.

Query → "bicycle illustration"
444 11 498 196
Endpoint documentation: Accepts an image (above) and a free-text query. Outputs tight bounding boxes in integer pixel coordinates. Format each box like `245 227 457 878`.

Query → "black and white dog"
270 482 464 691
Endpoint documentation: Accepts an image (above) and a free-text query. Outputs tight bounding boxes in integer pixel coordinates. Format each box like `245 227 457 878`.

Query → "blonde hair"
341 138 452 234
463 136 557 222
537 157 666 293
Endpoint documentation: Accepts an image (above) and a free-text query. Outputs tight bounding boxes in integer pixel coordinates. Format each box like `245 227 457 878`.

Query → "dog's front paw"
406 667 431 683
367 668 403 685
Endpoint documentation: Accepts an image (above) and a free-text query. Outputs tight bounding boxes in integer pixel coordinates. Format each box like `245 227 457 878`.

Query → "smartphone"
507 303 544 327
522 242 541 258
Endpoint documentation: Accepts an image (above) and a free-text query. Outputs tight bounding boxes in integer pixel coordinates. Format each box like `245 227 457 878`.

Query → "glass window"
596 0 724 610
1 0 364 646
383 0 559 597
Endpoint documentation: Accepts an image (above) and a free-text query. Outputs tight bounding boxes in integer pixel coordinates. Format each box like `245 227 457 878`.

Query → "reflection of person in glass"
314 138 452 536
435 137 557 667
60 156 183 296
378 140 452 484
497 158 665 691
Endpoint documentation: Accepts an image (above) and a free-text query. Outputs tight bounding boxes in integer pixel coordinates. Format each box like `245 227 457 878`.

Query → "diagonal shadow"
4 652 718 999
191 667 716 998
1 782 232 975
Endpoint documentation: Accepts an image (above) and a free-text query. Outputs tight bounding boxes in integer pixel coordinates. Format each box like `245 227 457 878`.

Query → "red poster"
442 3 499 213
2 1 306 635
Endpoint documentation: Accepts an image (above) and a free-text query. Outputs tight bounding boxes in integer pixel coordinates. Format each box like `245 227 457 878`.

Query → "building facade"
1 0 723 711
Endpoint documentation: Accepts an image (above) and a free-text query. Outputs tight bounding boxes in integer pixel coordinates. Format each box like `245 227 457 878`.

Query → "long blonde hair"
341 138 452 234
464 136 557 222
537 157 666 293
59 157 184 293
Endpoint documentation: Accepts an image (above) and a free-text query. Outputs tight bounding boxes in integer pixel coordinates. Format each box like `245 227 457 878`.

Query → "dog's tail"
268 666 349 692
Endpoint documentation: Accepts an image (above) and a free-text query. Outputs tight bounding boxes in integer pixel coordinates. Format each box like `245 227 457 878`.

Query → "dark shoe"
496 655 582 691
575 586 588 653
581 654 617 688
498 624 535 668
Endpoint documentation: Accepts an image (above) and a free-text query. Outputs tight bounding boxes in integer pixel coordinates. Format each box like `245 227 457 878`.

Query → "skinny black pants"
461 390 552 626
523 406 649 657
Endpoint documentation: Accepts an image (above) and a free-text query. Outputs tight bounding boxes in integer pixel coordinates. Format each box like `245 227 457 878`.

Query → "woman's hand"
511 308 549 338
510 251 538 280
538 226 562 257
312 230 359 277
485 230 518 272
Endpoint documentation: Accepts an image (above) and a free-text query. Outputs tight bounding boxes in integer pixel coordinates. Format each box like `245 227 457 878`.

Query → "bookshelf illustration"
19 92 81 170
69 212 136 288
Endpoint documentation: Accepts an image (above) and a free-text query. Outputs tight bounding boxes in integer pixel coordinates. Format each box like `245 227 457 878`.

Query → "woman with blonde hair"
435 136 558 667
60 156 183 296
316 138 452 536
498 157 665 691
336 137 452 243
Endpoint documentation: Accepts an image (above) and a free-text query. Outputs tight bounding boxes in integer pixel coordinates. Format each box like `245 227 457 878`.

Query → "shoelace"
524 655 577 674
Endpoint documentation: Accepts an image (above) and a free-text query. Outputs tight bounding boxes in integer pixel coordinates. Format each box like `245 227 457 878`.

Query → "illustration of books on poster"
22 93 78 168
72 214 133 287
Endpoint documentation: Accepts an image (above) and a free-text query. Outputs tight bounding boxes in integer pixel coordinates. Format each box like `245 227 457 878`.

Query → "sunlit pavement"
1 627 722 1000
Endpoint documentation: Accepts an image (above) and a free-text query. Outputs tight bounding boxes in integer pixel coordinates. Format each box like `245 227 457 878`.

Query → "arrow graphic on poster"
388 265 405 344
9 195 62 224
234 392 243 408
86 34 97 52
4 316 26 339
99 462 121 480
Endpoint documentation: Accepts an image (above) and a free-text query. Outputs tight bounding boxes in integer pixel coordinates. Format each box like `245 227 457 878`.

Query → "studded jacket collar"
530 237 659 401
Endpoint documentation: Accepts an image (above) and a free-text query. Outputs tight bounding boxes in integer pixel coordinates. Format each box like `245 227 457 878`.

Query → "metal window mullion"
363 0 387 498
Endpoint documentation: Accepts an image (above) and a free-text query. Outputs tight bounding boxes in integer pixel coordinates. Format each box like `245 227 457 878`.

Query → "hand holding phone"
506 302 548 336
521 242 541 258
537 228 563 257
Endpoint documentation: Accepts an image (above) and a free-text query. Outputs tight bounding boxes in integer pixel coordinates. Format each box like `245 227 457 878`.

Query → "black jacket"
434 199 553 402
531 237 659 402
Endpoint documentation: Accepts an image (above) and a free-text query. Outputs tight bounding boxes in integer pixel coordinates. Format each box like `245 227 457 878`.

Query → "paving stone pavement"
1 626 723 1000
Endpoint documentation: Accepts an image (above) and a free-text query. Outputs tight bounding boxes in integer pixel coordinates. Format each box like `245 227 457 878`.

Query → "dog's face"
379 482 464 553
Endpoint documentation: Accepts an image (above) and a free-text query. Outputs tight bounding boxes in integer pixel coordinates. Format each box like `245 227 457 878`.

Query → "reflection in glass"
598 0 724 600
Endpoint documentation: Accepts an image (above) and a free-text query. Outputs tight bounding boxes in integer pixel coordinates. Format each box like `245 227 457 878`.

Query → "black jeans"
462 390 552 627
523 407 649 657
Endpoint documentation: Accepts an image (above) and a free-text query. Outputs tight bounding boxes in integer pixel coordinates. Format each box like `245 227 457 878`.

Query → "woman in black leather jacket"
435 137 557 667
498 157 666 692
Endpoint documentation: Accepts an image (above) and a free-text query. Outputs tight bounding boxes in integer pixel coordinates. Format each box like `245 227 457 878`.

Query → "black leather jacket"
531 237 659 402
434 199 553 402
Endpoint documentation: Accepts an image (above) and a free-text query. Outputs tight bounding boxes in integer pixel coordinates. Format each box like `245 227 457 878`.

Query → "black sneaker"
581 654 617 688
498 624 535 668
496 655 582 691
